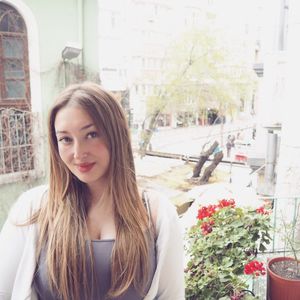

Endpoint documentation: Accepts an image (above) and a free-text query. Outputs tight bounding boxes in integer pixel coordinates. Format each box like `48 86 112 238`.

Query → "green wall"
0 0 99 227
83 0 99 77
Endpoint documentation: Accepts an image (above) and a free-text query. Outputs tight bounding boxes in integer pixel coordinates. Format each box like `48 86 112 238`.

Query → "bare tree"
200 150 224 184
192 141 219 177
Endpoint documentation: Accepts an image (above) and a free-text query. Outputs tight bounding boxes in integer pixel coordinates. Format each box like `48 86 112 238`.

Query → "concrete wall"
275 0 300 198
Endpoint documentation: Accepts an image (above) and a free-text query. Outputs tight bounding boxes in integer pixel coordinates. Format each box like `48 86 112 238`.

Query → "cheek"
104 149 110 166
57 146 71 164
97 143 110 163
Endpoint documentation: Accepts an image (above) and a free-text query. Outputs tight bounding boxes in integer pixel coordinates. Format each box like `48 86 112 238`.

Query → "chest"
33 235 157 300
86 208 116 240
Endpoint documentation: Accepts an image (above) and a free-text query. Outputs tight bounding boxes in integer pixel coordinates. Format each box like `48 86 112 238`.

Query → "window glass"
0 4 25 33
4 60 25 78
3 37 24 59
5 80 25 99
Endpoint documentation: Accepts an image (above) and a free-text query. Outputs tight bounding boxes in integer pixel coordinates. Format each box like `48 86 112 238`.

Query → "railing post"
272 197 277 253
292 198 299 243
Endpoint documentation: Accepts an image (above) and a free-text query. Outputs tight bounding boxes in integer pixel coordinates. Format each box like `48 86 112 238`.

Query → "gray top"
33 193 156 300
33 234 156 300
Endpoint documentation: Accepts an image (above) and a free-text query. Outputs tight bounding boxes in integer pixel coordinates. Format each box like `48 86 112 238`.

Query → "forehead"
54 105 94 131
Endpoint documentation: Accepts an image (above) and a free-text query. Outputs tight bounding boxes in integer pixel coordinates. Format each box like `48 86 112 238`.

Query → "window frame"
0 3 31 109
0 3 41 182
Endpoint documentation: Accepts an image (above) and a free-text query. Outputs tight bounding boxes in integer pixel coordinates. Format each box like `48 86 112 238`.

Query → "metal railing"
257 195 300 253
0 108 34 174
253 196 300 299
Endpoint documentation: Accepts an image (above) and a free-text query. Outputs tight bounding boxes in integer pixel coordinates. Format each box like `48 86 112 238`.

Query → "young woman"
0 82 184 300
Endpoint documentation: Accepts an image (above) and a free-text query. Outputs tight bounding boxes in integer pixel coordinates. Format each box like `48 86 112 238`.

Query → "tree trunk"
139 110 161 158
199 151 224 183
192 141 218 178
219 104 225 147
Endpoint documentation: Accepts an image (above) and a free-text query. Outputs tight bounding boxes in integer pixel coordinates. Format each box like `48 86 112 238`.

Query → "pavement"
134 155 263 228
134 155 185 177
134 155 187 199
133 120 255 157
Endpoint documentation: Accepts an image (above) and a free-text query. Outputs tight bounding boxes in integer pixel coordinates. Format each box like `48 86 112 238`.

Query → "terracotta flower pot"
267 257 300 300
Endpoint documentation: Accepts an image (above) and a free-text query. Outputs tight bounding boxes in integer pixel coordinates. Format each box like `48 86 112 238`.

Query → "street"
147 120 254 157
134 120 259 204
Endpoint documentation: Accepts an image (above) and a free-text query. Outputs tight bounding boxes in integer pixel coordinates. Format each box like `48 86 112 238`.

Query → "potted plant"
267 209 300 300
185 198 272 300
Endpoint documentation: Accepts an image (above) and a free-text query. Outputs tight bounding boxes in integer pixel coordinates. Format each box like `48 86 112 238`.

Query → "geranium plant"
185 198 272 300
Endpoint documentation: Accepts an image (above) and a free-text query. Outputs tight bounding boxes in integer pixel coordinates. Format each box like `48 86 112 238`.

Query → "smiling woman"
54 105 111 192
0 82 185 300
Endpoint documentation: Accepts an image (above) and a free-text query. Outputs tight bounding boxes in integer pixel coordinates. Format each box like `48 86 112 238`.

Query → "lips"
76 162 95 173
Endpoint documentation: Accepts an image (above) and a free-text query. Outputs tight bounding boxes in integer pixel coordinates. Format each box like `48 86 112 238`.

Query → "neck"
86 178 108 201
87 184 112 210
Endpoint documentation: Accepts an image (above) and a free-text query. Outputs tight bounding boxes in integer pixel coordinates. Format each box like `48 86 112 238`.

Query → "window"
0 3 33 175
0 3 30 109
0 108 33 174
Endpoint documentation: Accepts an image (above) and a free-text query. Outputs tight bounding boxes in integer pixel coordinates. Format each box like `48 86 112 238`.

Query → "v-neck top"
33 192 156 300
33 232 156 300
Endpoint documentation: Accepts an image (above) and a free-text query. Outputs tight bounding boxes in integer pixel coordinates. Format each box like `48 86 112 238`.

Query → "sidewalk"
135 155 261 222
134 155 185 177
131 119 255 153
135 155 186 199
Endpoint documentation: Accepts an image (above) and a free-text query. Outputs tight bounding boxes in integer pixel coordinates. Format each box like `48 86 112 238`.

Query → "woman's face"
54 105 110 190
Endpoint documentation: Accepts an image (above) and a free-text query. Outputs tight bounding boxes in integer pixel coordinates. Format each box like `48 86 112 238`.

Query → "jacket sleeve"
0 192 29 299
154 194 185 300
0 185 46 300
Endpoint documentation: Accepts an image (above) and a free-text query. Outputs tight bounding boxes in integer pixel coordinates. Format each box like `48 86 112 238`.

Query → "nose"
73 140 88 160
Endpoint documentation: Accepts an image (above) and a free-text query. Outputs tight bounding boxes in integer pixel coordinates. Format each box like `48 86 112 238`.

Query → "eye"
57 136 72 144
86 131 99 139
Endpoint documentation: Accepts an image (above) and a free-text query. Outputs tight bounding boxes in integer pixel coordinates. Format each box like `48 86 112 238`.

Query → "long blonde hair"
34 82 150 299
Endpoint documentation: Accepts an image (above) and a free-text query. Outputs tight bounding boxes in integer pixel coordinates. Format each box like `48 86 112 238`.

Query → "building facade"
99 0 261 133
0 0 99 226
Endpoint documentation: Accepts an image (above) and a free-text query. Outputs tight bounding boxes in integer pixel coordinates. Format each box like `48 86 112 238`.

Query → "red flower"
218 198 236 208
197 204 217 220
201 221 213 235
256 206 270 215
244 260 266 276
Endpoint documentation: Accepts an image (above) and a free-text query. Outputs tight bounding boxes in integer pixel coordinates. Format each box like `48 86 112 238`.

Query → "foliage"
139 27 257 154
185 199 272 300
165 28 256 112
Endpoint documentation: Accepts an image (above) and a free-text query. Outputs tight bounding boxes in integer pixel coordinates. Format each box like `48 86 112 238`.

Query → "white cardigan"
0 185 185 300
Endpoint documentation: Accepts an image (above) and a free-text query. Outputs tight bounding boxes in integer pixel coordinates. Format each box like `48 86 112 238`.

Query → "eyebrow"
55 123 94 134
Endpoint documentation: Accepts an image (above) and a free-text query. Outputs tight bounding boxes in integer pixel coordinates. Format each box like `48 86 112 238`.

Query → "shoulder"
144 189 178 228
8 184 48 222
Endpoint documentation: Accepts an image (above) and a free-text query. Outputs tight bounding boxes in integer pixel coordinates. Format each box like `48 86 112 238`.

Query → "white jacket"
0 185 185 300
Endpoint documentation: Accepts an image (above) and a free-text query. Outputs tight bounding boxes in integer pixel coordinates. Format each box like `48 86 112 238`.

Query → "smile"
76 162 95 173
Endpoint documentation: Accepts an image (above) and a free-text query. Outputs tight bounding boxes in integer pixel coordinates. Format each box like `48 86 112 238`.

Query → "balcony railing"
0 108 34 175
253 196 300 298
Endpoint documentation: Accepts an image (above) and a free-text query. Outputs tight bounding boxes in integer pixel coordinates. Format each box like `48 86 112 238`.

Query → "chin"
77 175 108 185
